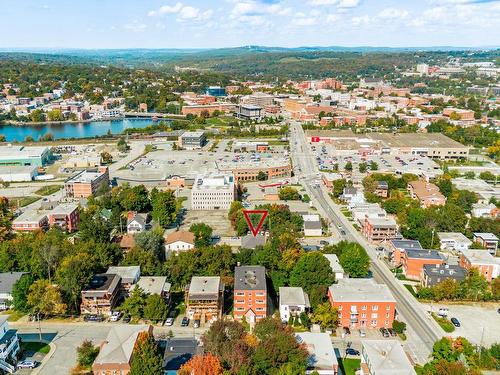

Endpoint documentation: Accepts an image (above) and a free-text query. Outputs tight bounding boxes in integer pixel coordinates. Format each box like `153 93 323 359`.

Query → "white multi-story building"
0 316 20 373
191 173 235 210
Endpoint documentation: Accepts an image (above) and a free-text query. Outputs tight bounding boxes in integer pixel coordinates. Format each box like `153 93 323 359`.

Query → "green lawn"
34 185 62 196
431 313 455 333
1 310 25 322
9 196 41 207
21 341 51 355
403 284 417 297
339 358 361 375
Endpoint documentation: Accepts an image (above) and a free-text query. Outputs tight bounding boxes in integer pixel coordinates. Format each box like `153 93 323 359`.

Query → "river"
0 118 161 142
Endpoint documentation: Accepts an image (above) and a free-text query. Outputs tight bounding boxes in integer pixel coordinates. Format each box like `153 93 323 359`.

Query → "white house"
360 340 416 375
126 212 151 234
296 332 339 375
323 254 347 280
0 316 20 373
471 203 498 218
164 231 196 254
279 287 310 322
302 214 322 237
0 272 26 311
437 232 472 253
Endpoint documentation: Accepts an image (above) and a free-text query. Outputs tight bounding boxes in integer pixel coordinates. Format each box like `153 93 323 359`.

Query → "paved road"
289 121 443 363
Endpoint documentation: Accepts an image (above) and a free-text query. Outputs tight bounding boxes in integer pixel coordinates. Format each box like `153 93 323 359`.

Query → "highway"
288 121 443 357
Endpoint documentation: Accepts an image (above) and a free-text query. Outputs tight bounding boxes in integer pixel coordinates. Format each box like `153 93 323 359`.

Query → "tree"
392 320 406 334
344 161 353 171
369 161 379 171
479 171 495 182
119 287 147 318
47 109 64 121
100 151 113 164
332 179 347 198
151 189 178 228
359 162 368 173
0 196 12 241
27 279 66 317
76 340 100 368
338 242 370 278
311 302 338 330
120 185 151 212
437 178 453 198
279 187 301 201
117 137 129 153
289 252 334 304
190 223 213 248
143 294 169 322
12 274 34 313
257 171 268 181
79 210 112 243
179 353 223 375
56 253 94 312
129 331 163 375
459 268 489 301
134 230 165 260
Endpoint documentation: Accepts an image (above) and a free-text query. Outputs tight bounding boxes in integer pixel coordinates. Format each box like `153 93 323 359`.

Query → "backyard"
339 358 361 375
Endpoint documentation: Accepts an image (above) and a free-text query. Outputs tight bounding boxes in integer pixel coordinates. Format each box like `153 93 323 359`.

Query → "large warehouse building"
0 145 52 167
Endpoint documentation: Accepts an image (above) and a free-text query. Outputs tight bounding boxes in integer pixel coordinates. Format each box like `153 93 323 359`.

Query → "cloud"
351 15 370 26
377 8 409 19
292 16 318 26
308 0 338 5
338 0 360 8
124 21 147 32
149 2 213 22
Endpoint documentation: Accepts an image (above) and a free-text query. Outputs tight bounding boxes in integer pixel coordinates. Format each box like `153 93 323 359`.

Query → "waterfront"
0 118 160 142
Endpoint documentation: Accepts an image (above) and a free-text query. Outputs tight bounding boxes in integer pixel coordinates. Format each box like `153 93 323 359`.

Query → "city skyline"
1 0 500 49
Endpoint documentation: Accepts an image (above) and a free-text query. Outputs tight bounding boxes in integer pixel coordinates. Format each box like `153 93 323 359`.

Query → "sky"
0 0 499 49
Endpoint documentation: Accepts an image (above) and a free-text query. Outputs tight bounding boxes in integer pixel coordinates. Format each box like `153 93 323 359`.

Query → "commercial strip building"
328 279 397 329
0 145 52 167
218 161 292 182
185 276 224 322
179 131 207 149
64 166 109 198
233 266 268 325
191 173 235 210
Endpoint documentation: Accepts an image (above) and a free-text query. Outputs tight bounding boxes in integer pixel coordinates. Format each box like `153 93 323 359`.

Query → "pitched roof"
0 272 27 295
165 231 195 245
94 325 150 366
361 340 416 375
119 234 135 249
279 287 310 307
241 234 266 249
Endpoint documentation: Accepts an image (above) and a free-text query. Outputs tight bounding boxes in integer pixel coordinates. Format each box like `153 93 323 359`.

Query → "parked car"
110 311 121 322
84 314 104 322
379 328 390 338
193 319 200 328
181 317 190 327
451 318 461 327
342 327 351 335
165 317 174 326
388 328 397 337
438 308 449 317
358 329 366 337
17 361 37 369
122 314 131 324
346 348 360 356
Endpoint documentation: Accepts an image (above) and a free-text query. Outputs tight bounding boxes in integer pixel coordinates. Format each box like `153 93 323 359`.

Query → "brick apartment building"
12 210 49 232
459 249 499 282
328 279 396 329
65 166 109 198
233 266 268 325
48 202 80 232
401 249 444 280
407 180 446 208
389 239 423 266
362 217 398 242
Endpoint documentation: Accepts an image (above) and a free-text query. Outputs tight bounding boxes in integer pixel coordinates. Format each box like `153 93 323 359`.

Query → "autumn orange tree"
179 353 223 375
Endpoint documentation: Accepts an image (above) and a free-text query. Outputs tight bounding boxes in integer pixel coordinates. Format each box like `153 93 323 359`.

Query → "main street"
289 121 443 363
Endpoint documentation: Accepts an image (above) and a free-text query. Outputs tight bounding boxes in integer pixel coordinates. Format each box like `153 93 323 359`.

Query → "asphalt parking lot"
423 303 500 346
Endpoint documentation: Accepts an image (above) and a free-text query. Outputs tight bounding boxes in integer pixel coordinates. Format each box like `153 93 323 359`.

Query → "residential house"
107 266 141 294
459 249 499 282
0 316 20 372
133 276 171 303
362 217 398 242
126 212 152 234
328 279 397 329
302 214 323 237
375 181 389 198
471 203 499 218
296 332 339 375
81 274 121 316
473 233 499 255
92 325 152 375
241 234 267 249
407 180 446 208
233 266 268 325
279 287 310 323
0 272 27 311
119 234 135 251
185 276 224 322
323 254 347 280
421 264 467 287
437 232 472 253
164 231 195 254
389 239 423 266
402 249 444 280
360 340 416 375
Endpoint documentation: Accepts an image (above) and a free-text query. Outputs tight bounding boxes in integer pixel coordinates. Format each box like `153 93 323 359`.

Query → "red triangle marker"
243 210 268 237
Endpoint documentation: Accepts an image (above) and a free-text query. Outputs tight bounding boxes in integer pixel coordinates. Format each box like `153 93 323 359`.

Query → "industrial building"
0 145 52 167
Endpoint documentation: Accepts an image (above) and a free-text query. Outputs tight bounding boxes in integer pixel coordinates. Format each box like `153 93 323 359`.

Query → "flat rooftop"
234 266 267 291
437 232 472 244
67 169 105 184
13 209 47 224
329 278 396 303
279 286 310 307
0 145 49 159
192 173 234 191
188 276 222 297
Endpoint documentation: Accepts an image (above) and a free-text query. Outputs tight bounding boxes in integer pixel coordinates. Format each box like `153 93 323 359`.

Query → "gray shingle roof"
0 272 27 295
234 266 266 291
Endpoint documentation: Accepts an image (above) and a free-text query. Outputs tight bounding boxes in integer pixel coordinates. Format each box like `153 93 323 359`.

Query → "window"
372 305 379 311
235 300 244 304
371 313 378 318
338 313 342 318
386 305 391 311
361 305 367 310
338 306 342 311
235 292 244 296
371 320 377 326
